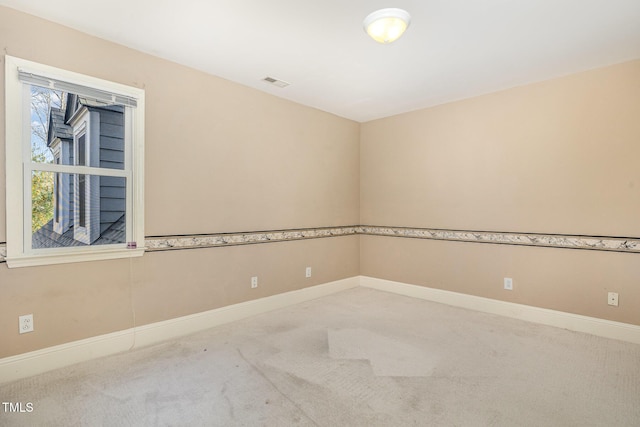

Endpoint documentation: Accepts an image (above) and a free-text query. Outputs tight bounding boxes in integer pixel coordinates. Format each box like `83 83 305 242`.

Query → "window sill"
5 247 145 268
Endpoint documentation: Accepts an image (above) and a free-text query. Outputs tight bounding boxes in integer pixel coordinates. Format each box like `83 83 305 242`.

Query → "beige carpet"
1 287 639 426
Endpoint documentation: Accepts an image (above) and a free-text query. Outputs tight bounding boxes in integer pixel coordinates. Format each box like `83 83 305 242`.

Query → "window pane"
30 86 63 164
31 171 127 249
30 86 126 170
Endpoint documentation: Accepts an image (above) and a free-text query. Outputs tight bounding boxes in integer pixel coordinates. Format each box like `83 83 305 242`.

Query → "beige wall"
361 60 640 236
3 236 360 358
0 7 360 358
361 236 640 325
361 60 640 325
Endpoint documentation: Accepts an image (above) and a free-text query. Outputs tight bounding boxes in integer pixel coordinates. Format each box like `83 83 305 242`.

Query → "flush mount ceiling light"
363 8 411 44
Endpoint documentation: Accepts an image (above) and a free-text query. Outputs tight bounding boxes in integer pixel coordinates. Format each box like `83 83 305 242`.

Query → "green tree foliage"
31 158 54 233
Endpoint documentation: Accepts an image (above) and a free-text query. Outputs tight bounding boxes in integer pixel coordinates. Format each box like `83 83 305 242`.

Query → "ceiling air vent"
262 76 290 88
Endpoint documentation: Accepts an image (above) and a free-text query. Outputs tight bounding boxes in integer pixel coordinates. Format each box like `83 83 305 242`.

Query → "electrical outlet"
608 292 619 307
251 276 258 289
19 314 34 334
305 267 312 278
504 277 513 291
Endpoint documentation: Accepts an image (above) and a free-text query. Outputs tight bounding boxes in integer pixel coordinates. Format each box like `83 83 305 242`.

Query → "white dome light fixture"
363 8 411 44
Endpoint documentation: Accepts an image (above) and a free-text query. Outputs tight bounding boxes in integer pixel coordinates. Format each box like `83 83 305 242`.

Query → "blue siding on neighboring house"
98 107 126 235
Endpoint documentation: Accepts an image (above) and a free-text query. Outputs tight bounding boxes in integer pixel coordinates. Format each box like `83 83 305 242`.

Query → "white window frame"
5 55 145 267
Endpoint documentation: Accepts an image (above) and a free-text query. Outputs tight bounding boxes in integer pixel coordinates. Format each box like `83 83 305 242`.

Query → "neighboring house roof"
32 214 126 249
95 214 127 245
77 97 124 112
49 98 124 148
47 107 73 146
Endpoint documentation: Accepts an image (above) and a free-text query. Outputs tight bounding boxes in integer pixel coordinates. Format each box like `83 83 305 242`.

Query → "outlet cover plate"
504 278 513 291
19 314 34 334
608 292 619 307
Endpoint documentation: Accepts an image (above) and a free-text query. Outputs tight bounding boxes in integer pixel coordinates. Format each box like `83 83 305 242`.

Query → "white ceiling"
2 0 640 122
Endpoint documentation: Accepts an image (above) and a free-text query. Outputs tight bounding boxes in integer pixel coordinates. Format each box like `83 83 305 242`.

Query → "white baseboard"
360 276 640 345
0 330 134 385
133 276 359 347
0 277 359 384
3 275 638 384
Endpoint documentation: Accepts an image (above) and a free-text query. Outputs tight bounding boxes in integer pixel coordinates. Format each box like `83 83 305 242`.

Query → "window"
4 56 145 267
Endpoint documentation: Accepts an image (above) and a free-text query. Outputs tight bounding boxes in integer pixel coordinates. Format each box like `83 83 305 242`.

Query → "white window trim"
5 55 145 268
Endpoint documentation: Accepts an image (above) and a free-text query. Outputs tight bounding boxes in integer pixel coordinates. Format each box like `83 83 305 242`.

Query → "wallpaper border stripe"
144 226 359 251
357 226 640 254
1 225 639 263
